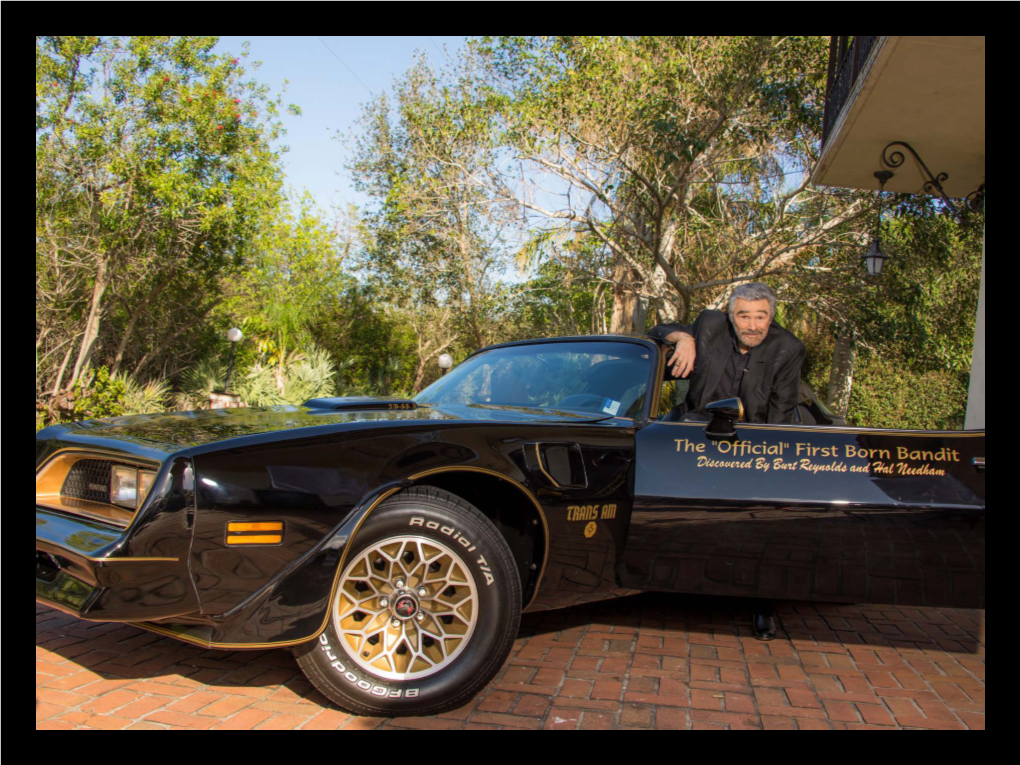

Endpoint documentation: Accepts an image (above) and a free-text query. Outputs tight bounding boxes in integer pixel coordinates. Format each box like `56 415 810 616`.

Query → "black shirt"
708 323 753 403
649 310 807 424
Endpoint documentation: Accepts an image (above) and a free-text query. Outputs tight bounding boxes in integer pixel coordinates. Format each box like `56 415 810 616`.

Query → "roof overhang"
812 36 985 198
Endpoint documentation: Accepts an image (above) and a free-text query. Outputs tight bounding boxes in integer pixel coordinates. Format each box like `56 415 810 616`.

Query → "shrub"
285 343 338 404
112 372 171 415
234 342 338 406
71 366 126 420
173 357 227 410
847 357 969 430
234 364 286 407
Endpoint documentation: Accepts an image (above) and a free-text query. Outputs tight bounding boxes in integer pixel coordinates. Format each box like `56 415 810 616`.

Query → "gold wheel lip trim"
130 485 406 650
406 467 549 612
129 466 550 650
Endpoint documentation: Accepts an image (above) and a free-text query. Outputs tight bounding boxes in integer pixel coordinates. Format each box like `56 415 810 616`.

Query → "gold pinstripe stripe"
134 466 553 649
73 419 981 649
35 539 178 563
130 486 403 650
36 446 162 470
650 420 985 437
406 466 551 612
533 443 563 488
649 342 668 418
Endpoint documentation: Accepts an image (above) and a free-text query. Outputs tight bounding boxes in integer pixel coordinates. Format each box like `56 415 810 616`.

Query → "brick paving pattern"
36 593 985 730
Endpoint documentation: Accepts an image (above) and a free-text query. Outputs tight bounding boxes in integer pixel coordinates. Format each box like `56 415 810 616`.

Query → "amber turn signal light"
226 521 283 545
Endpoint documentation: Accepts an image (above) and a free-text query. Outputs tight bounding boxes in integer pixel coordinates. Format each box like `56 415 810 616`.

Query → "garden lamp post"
863 171 894 276
224 327 243 393
438 353 453 377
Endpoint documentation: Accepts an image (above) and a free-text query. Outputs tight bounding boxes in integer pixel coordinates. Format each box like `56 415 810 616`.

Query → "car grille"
61 459 112 503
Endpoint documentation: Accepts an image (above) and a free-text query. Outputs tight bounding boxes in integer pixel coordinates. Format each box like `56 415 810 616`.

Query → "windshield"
414 341 653 418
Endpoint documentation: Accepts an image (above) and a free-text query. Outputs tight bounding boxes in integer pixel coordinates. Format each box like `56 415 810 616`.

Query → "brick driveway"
36 593 985 730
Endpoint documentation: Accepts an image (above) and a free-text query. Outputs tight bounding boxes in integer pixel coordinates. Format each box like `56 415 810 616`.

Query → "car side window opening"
415 342 652 418
658 378 691 420
656 372 840 427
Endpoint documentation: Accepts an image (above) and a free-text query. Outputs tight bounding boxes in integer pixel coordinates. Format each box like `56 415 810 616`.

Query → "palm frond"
173 357 227 410
112 372 171 415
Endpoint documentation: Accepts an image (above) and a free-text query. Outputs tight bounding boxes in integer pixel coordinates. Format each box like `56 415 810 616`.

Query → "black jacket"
649 310 806 424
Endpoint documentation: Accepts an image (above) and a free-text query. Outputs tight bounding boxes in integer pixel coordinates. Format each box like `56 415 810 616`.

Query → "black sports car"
35 335 985 716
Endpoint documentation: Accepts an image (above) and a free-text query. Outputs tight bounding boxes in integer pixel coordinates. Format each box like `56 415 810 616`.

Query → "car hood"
55 402 616 452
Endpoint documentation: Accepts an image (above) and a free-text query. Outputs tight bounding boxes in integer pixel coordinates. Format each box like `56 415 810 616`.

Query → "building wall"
965 232 985 430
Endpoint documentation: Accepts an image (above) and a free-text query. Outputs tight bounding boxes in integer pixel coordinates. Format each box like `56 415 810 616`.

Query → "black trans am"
36 336 985 716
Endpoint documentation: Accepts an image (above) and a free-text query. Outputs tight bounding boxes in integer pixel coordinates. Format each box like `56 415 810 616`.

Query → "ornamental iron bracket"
881 141 984 220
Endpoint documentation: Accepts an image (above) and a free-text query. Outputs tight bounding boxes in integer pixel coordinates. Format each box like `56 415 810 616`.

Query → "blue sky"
208 38 809 287
214 36 468 212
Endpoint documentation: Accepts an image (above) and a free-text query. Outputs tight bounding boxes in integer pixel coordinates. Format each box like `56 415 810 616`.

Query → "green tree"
219 193 352 395
348 49 511 360
71 366 125 420
36 36 291 417
480 36 871 329
787 199 983 421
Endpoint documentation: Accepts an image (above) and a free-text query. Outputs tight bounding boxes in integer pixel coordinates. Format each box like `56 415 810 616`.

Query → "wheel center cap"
392 591 418 620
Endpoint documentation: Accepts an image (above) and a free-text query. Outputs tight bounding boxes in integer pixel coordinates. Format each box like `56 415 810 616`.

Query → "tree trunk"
457 229 486 349
132 298 221 377
609 264 647 333
648 264 680 324
413 359 428 393
51 341 76 397
111 280 167 376
826 333 857 416
69 255 110 390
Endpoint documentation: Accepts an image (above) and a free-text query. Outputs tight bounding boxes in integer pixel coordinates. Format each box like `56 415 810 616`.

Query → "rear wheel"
295 487 521 716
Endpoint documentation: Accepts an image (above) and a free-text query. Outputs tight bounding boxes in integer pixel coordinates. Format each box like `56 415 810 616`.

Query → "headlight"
138 469 156 506
110 467 157 509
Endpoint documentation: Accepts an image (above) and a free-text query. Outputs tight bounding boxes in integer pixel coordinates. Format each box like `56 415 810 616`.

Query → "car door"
622 411 985 609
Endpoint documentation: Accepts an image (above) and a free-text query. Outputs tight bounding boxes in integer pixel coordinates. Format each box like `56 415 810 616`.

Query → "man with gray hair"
649 282 806 424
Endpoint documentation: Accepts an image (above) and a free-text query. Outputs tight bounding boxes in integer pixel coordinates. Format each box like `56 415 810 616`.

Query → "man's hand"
666 331 696 378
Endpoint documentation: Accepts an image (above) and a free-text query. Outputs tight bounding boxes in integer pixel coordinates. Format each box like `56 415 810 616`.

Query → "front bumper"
36 508 120 617
36 506 194 622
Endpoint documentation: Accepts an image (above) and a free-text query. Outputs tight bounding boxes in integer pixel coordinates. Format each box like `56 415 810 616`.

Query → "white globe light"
227 327 243 343
438 353 454 370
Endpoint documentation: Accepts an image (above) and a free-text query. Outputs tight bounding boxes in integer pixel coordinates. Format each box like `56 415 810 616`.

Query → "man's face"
730 298 772 349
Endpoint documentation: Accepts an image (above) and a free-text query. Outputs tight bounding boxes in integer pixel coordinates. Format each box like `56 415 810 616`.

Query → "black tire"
295 486 522 717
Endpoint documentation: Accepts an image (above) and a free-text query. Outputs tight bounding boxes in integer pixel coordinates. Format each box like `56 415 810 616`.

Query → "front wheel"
295 486 522 716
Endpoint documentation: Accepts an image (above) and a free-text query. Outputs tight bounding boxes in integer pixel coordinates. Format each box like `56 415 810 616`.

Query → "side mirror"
704 397 744 440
